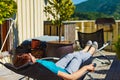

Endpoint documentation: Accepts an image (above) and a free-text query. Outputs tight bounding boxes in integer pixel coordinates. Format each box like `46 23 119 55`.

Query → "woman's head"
13 44 37 67
13 53 32 67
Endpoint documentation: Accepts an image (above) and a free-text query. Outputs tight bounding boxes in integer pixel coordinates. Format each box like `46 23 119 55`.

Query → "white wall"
15 0 45 44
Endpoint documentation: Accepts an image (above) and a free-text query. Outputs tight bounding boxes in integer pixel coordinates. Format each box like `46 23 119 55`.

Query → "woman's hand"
28 53 36 63
85 64 95 72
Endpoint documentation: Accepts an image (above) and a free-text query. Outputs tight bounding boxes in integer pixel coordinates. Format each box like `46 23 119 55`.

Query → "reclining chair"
76 29 111 65
0 57 62 80
0 57 96 80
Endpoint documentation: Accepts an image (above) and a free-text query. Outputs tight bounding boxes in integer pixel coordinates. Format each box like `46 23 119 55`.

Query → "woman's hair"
13 53 31 67
12 43 32 67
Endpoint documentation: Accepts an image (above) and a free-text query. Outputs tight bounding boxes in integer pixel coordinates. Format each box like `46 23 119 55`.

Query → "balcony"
0 20 119 80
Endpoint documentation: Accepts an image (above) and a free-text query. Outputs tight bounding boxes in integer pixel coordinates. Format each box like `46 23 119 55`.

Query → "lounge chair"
0 57 96 80
75 29 111 65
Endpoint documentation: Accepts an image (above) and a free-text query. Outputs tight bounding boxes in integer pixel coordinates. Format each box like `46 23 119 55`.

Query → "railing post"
63 22 76 43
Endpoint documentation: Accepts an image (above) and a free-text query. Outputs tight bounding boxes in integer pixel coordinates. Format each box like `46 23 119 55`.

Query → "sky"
72 0 87 4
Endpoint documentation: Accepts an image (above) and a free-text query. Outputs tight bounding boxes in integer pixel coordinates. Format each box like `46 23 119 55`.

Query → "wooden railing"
44 20 120 50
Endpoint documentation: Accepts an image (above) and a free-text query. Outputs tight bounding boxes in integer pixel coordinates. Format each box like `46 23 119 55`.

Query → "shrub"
114 35 120 60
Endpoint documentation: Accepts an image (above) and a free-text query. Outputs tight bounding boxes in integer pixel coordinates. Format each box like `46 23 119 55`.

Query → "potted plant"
114 35 120 60
44 0 75 42
44 0 75 57
0 0 17 24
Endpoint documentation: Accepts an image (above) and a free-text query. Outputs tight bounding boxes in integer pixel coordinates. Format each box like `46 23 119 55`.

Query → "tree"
44 0 75 42
0 0 17 24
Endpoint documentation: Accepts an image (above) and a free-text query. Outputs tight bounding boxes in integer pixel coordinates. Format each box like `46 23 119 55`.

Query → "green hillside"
72 0 120 20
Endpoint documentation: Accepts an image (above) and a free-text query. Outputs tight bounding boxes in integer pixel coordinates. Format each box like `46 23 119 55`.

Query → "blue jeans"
55 51 92 74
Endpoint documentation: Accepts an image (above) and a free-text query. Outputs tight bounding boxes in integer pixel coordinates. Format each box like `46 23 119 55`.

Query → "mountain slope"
75 0 120 15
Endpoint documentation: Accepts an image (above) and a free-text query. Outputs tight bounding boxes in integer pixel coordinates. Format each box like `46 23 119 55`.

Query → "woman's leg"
55 51 90 71
55 52 75 69
88 41 98 55
63 41 98 73
64 52 92 73
56 40 92 70
79 41 98 62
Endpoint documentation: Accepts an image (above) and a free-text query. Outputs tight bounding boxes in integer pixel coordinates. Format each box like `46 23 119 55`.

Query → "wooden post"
64 22 76 43
0 20 10 51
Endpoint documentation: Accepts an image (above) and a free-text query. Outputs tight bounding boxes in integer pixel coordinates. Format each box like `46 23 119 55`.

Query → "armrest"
98 41 111 51
40 57 60 63
40 57 60 62
15 62 33 70
4 62 33 70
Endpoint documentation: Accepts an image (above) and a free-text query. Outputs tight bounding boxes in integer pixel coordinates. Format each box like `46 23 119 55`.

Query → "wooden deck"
84 50 119 80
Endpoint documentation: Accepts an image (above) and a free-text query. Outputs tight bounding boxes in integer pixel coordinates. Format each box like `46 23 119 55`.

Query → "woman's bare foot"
82 40 92 52
88 41 98 55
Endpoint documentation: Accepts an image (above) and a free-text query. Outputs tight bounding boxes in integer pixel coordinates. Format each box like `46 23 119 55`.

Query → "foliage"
114 36 120 60
72 12 109 20
0 0 17 24
113 2 120 19
73 0 120 20
44 0 75 42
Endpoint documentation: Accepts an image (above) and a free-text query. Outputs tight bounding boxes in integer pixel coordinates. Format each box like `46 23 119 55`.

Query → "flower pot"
46 41 74 58
31 39 40 49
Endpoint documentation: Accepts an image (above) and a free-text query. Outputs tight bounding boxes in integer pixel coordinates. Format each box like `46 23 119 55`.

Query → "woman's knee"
64 53 74 59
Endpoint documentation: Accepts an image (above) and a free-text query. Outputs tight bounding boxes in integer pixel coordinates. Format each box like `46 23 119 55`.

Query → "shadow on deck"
105 56 120 80
84 51 117 80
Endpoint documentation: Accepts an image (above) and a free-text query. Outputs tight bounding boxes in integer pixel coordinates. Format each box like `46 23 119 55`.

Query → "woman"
13 40 98 80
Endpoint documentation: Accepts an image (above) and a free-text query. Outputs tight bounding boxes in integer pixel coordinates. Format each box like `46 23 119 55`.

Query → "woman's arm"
57 64 95 80
29 53 37 63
